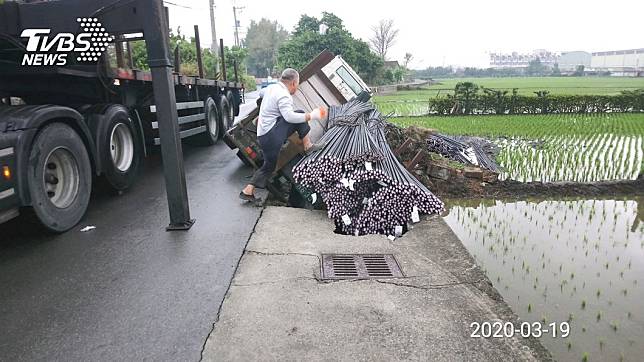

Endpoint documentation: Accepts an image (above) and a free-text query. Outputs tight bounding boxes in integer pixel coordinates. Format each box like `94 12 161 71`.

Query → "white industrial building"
590 49 644 76
489 50 559 69
558 51 591 72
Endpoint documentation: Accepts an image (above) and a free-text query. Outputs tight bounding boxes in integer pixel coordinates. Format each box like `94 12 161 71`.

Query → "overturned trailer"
224 50 371 204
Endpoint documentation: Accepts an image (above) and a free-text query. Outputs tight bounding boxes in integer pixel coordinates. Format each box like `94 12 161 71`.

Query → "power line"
163 1 191 9
163 1 209 10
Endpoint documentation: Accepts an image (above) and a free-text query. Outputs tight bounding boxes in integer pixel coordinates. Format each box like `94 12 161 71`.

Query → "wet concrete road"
0 141 262 361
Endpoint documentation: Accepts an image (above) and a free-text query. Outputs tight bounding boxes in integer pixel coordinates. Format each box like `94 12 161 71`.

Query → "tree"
369 19 399 60
128 29 255 87
526 57 545 76
392 66 406 83
483 88 509 114
403 52 413 69
574 65 585 77
293 15 320 36
454 82 479 114
244 19 288 77
277 13 383 84
534 90 550 113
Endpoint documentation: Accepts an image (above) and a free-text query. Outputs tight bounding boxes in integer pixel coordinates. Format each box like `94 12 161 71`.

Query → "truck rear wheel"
226 90 239 117
27 123 92 233
219 95 233 134
98 105 142 191
198 97 220 145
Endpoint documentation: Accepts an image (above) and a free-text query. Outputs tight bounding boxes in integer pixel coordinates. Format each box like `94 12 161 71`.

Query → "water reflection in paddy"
443 197 644 361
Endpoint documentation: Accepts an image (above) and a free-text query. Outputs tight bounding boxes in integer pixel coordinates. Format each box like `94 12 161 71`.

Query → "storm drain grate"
321 254 404 280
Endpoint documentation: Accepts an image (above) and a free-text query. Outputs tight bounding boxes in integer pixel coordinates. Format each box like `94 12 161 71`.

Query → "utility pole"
209 0 219 73
232 5 244 47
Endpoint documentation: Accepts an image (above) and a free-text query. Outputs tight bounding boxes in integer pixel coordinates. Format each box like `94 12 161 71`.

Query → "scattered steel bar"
293 100 444 237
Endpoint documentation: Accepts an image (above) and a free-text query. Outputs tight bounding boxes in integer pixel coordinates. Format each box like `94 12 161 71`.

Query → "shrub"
424 89 644 115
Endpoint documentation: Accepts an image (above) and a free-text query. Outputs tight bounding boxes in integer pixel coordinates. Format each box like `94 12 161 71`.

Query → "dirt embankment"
432 174 644 199
385 123 644 200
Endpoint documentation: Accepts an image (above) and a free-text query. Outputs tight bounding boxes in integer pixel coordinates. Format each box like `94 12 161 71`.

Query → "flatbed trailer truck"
0 0 243 232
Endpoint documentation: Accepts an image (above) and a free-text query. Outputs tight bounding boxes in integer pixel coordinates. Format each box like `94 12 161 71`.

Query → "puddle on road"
443 196 644 361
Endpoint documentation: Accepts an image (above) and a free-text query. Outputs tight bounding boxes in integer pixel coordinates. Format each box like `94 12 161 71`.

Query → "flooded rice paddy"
495 134 643 183
443 197 644 361
386 112 644 183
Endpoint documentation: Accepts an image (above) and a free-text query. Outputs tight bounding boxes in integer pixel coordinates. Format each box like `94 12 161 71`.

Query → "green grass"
391 113 644 138
374 77 644 103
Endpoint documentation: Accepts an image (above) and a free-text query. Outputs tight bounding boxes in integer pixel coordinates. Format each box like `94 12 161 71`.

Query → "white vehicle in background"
321 55 372 101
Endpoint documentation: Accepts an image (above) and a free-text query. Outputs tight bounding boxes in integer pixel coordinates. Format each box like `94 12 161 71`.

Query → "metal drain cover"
321 254 404 280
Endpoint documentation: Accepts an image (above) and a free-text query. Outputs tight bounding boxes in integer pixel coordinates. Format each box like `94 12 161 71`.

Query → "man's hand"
309 107 328 121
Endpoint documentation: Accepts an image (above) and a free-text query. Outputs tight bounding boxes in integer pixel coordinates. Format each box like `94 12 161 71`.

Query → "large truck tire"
219 95 233 135
97 105 142 191
27 123 92 233
197 97 220 145
226 90 239 117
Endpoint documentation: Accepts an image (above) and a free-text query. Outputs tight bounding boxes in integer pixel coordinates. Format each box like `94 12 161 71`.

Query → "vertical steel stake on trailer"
141 0 194 230
219 38 227 81
194 25 204 78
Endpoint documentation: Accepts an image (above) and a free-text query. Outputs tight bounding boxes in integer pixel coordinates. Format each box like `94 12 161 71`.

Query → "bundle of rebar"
426 134 499 172
294 100 444 237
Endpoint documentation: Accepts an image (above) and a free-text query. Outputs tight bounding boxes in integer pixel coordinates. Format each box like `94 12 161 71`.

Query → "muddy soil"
431 173 644 199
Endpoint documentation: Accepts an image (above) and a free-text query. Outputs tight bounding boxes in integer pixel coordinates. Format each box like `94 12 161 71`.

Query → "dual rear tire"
199 95 233 145
98 105 142 191
26 94 233 232
28 105 141 232
27 123 92 233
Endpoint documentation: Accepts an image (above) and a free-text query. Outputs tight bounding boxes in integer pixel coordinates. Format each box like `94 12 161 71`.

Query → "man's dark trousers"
250 116 310 188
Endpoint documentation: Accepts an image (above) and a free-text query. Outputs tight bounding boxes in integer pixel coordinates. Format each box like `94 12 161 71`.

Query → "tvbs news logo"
20 17 114 66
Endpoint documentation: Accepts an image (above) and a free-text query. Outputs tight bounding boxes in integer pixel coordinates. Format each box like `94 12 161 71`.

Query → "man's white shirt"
257 82 306 137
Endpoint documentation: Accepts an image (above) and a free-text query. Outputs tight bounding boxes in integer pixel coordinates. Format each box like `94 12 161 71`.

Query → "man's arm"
277 95 307 123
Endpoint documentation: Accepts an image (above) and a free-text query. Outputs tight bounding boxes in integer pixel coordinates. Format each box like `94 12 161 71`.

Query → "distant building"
489 50 559 69
590 49 644 77
558 51 591 72
383 60 400 69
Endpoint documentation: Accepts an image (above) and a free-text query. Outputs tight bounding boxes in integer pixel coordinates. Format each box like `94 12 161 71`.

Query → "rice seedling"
443 197 643 362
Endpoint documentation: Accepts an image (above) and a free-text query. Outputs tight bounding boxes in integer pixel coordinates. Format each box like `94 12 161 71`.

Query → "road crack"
199 206 265 361
375 278 486 291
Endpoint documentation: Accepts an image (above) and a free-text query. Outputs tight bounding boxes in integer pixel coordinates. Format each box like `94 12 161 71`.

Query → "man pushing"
240 68 327 202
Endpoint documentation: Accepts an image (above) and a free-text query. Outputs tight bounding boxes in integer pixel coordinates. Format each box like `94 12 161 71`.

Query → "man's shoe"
239 191 258 202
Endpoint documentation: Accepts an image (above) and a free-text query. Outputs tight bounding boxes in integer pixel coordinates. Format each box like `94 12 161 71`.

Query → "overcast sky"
166 0 643 69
